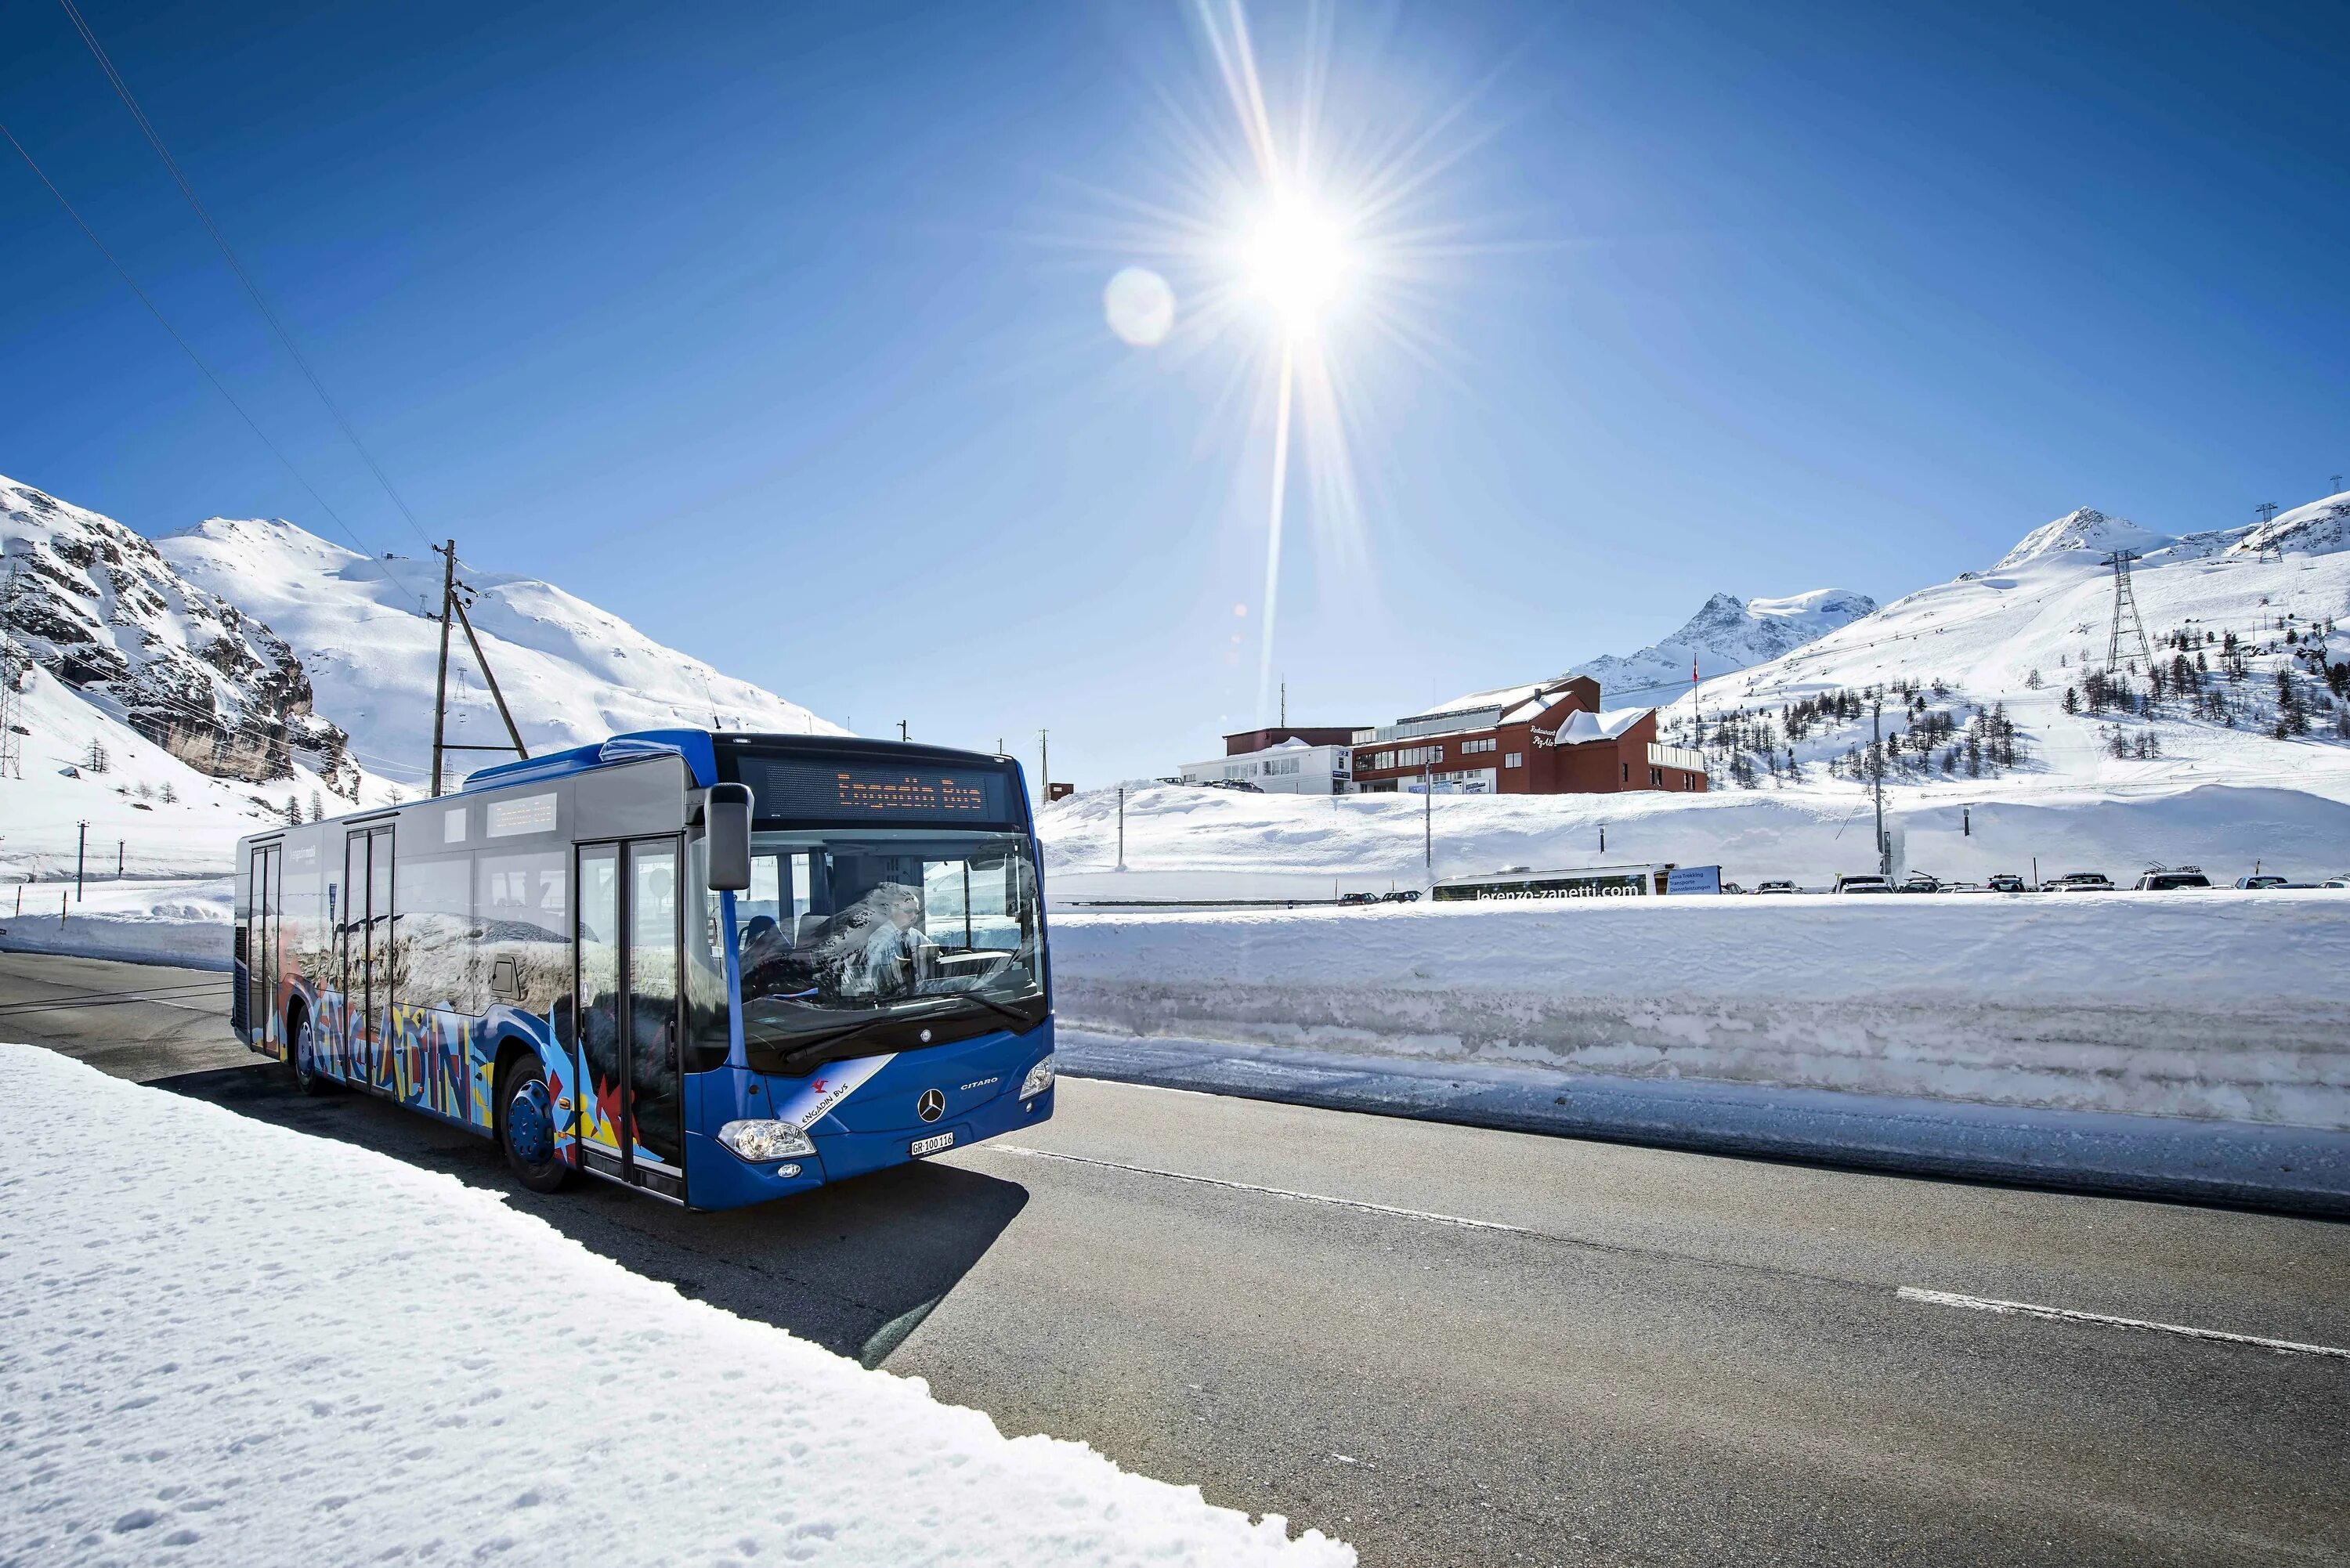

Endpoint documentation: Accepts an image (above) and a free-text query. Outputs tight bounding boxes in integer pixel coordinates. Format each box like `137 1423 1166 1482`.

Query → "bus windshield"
731 827 1043 1050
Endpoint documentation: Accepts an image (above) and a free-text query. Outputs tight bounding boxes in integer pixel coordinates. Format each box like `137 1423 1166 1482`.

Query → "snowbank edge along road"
0 1044 1353 1568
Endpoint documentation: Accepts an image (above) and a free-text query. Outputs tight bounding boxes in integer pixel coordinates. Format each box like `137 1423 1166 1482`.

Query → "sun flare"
1236 196 1357 335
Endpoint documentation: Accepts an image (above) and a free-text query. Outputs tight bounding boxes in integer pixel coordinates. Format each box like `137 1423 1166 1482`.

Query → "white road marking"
1898 1286 2350 1360
988 1144 1528 1234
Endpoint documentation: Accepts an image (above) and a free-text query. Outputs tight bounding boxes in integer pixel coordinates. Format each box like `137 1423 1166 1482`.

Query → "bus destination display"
737 757 1016 823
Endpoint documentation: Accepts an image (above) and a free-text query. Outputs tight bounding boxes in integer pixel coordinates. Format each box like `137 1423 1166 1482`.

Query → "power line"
57 0 439 554
0 117 417 610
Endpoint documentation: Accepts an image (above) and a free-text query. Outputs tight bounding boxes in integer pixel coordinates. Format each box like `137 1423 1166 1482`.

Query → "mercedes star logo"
917 1089 945 1123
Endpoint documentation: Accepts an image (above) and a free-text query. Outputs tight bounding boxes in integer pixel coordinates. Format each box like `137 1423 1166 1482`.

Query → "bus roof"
460 729 1016 793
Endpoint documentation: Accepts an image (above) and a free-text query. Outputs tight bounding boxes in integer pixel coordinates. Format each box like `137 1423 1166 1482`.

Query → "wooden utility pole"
430 539 527 797
450 589 527 761
1038 729 1049 807
431 540 455 797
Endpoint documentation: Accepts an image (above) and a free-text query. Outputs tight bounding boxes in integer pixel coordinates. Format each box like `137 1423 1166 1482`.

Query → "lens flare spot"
1104 266 1176 346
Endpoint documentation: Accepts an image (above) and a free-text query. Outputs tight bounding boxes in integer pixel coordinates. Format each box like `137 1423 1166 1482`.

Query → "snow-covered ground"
0 1044 1350 1568
0 873 233 967
1052 893 2350 1128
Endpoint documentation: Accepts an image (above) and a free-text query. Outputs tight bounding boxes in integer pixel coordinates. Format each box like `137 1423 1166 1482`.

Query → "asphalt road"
5 952 2346 1566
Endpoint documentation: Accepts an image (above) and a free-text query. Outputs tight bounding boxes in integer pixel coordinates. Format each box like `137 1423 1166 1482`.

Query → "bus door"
245 843 281 1053
573 836 685 1199
342 823 395 1084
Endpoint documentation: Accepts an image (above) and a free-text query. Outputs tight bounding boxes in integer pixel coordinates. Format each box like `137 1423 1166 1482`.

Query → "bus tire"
498 1053 570 1194
287 1008 330 1097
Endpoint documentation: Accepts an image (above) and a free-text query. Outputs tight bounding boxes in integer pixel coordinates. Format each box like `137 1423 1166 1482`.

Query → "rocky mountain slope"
2 477 355 790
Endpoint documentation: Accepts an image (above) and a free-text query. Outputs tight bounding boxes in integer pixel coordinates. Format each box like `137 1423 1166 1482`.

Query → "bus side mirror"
706 783 754 891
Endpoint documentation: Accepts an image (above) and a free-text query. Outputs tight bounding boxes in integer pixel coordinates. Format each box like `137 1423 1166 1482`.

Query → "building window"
1621 761 1629 783
1461 738 1496 755
1650 766 1664 788
1503 752 1522 769
1265 757 1300 776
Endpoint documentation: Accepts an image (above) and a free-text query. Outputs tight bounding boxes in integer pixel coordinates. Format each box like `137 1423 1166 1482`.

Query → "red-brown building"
1350 677 1707 795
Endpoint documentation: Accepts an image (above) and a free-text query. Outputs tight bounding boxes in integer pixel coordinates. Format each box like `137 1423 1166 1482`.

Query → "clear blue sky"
4 1 2346 785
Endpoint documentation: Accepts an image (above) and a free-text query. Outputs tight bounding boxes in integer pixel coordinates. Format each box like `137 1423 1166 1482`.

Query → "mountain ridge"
2 475 841 802
1563 587 1878 702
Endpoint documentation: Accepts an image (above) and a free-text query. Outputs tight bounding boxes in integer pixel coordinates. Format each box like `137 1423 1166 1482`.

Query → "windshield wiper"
948 990 1037 1029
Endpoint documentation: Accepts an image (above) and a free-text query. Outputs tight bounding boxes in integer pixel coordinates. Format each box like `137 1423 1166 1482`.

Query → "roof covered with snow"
1550 707 1650 743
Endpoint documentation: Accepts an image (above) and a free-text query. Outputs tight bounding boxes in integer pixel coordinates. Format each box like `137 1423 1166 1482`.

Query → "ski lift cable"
0 118 421 613
57 0 442 557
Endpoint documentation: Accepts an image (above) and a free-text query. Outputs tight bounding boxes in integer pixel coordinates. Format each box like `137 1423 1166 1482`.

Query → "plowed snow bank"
1053 894 2350 1127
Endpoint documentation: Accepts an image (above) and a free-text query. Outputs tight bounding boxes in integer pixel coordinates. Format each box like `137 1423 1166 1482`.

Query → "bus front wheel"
499 1055 571 1194
287 1013 330 1097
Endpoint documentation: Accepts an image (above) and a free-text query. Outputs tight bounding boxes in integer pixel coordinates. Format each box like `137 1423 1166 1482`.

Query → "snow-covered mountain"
0 474 839 874
157 515 840 793
1662 493 2350 815
2 477 354 789
1040 492 2350 893
1564 587 1878 702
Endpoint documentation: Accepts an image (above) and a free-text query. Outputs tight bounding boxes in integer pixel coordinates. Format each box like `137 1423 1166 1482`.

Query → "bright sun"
1238 197 1356 334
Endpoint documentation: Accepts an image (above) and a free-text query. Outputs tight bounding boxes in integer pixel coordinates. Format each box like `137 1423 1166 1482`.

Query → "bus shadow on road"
153 1063 1029 1368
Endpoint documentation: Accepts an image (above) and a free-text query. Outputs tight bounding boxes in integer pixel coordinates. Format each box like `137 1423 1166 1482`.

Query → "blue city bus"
233 730 1055 1208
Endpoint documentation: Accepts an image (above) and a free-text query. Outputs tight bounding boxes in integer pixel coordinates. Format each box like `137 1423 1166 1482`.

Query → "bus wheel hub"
509 1080 555 1165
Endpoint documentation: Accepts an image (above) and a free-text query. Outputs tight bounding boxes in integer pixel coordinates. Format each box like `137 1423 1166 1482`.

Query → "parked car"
1382 889 1423 903
1336 891 1381 905
1943 880 1989 893
1203 778 1264 793
1834 874 1893 894
1897 873 1941 894
1987 874 2027 893
2234 874 2289 890
2322 875 2350 889
1752 880 1799 895
2044 872 2115 892
2136 868 2211 891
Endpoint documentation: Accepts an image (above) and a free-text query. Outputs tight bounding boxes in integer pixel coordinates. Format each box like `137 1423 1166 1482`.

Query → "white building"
1177 735 1354 795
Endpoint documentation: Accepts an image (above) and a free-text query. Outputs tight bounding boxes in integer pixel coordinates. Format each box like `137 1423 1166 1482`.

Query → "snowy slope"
1 1046 1352 1568
1565 588 1877 703
1686 494 2350 797
159 516 842 793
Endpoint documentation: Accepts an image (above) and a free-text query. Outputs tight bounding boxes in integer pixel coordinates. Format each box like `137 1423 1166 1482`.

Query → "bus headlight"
718 1119 816 1162
1019 1055 1055 1100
